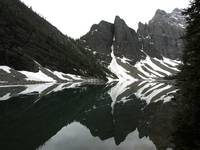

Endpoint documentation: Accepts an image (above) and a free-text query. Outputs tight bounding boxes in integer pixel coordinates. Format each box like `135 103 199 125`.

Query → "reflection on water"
38 122 156 150
0 81 187 150
0 82 84 101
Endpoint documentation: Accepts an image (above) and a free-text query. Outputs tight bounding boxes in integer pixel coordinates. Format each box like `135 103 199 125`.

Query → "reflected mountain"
0 82 92 101
0 81 178 150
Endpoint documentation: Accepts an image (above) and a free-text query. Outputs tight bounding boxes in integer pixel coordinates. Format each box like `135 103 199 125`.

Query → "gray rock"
81 21 114 66
113 16 144 64
81 8 185 66
138 8 185 59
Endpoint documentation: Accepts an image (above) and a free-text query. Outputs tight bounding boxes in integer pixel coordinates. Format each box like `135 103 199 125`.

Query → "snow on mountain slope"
108 46 138 81
1 54 180 83
0 66 11 73
0 64 86 85
108 50 181 81
19 70 56 82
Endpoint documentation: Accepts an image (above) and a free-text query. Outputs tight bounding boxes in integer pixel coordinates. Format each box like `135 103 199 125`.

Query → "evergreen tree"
174 0 200 149
179 0 200 90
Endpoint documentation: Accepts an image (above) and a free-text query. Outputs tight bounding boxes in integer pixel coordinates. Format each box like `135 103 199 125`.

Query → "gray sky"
21 0 190 39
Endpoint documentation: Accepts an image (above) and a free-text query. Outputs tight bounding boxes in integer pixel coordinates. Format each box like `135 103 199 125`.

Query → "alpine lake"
0 80 192 150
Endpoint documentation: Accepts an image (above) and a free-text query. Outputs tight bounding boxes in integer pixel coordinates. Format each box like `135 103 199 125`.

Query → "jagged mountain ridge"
138 8 185 59
80 8 185 80
0 0 185 82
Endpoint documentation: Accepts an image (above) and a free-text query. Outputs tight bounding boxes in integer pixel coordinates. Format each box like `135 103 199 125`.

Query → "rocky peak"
154 9 168 18
170 8 185 28
113 15 135 40
81 9 185 66
150 9 168 23
114 16 126 26
150 8 186 28
172 8 183 14
113 15 130 42
81 15 143 65
80 20 114 66
112 15 141 61
138 8 185 59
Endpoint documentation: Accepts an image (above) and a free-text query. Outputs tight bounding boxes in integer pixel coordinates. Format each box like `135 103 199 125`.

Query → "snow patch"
163 57 181 67
65 74 83 80
53 71 69 80
107 52 180 80
154 58 180 71
20 70 56 82
108 45 137 81
135 62 157 78
145 56 172 76
0 66 11 73
120 56 132 64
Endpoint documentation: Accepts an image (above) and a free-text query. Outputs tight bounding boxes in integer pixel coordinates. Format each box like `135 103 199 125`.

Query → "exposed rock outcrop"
138 8 185 59
81 8 185 67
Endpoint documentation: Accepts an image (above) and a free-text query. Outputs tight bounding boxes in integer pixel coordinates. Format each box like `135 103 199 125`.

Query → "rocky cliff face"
80 21 114 66
81 16 146 65
81 8 185 65
0 0 185 82
113 16 145 64
138 8 185 59
80 8 185 80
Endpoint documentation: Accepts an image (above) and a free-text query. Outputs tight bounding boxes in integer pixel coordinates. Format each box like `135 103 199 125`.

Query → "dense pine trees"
174 0 200 149
0 0 111 79
179 0 200 87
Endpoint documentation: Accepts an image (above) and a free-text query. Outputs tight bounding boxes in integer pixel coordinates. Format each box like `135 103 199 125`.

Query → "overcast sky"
21 0 190 39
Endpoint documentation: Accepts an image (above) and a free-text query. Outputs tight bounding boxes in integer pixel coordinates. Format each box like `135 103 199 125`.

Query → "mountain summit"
80 8 185 80
0 0 185 83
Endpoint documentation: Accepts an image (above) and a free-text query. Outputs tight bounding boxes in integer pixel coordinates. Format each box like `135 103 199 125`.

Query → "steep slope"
80 16 147 66
108 51 181 80
80 9 185 80
0 64 103 85
0 0 111 82
138 8 185 59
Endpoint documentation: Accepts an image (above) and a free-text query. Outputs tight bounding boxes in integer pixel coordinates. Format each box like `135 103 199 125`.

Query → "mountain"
0 0 112 84
138 8 185 59
80 8 185 80
0 0 185 83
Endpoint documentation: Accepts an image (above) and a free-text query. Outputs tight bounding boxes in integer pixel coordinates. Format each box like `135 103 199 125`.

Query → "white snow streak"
20 70 56 82
145 56 171 76
108 45 137 81
163 57 181 67
0 66 11 73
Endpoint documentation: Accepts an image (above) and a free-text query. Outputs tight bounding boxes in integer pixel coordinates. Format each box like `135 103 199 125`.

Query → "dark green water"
0 81 195 150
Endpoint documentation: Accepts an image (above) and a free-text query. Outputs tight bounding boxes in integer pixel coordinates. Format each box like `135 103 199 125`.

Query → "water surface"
0 81 186 150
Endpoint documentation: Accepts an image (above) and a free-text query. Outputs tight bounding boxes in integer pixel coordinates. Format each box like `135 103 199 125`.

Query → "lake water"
0 81 187 150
